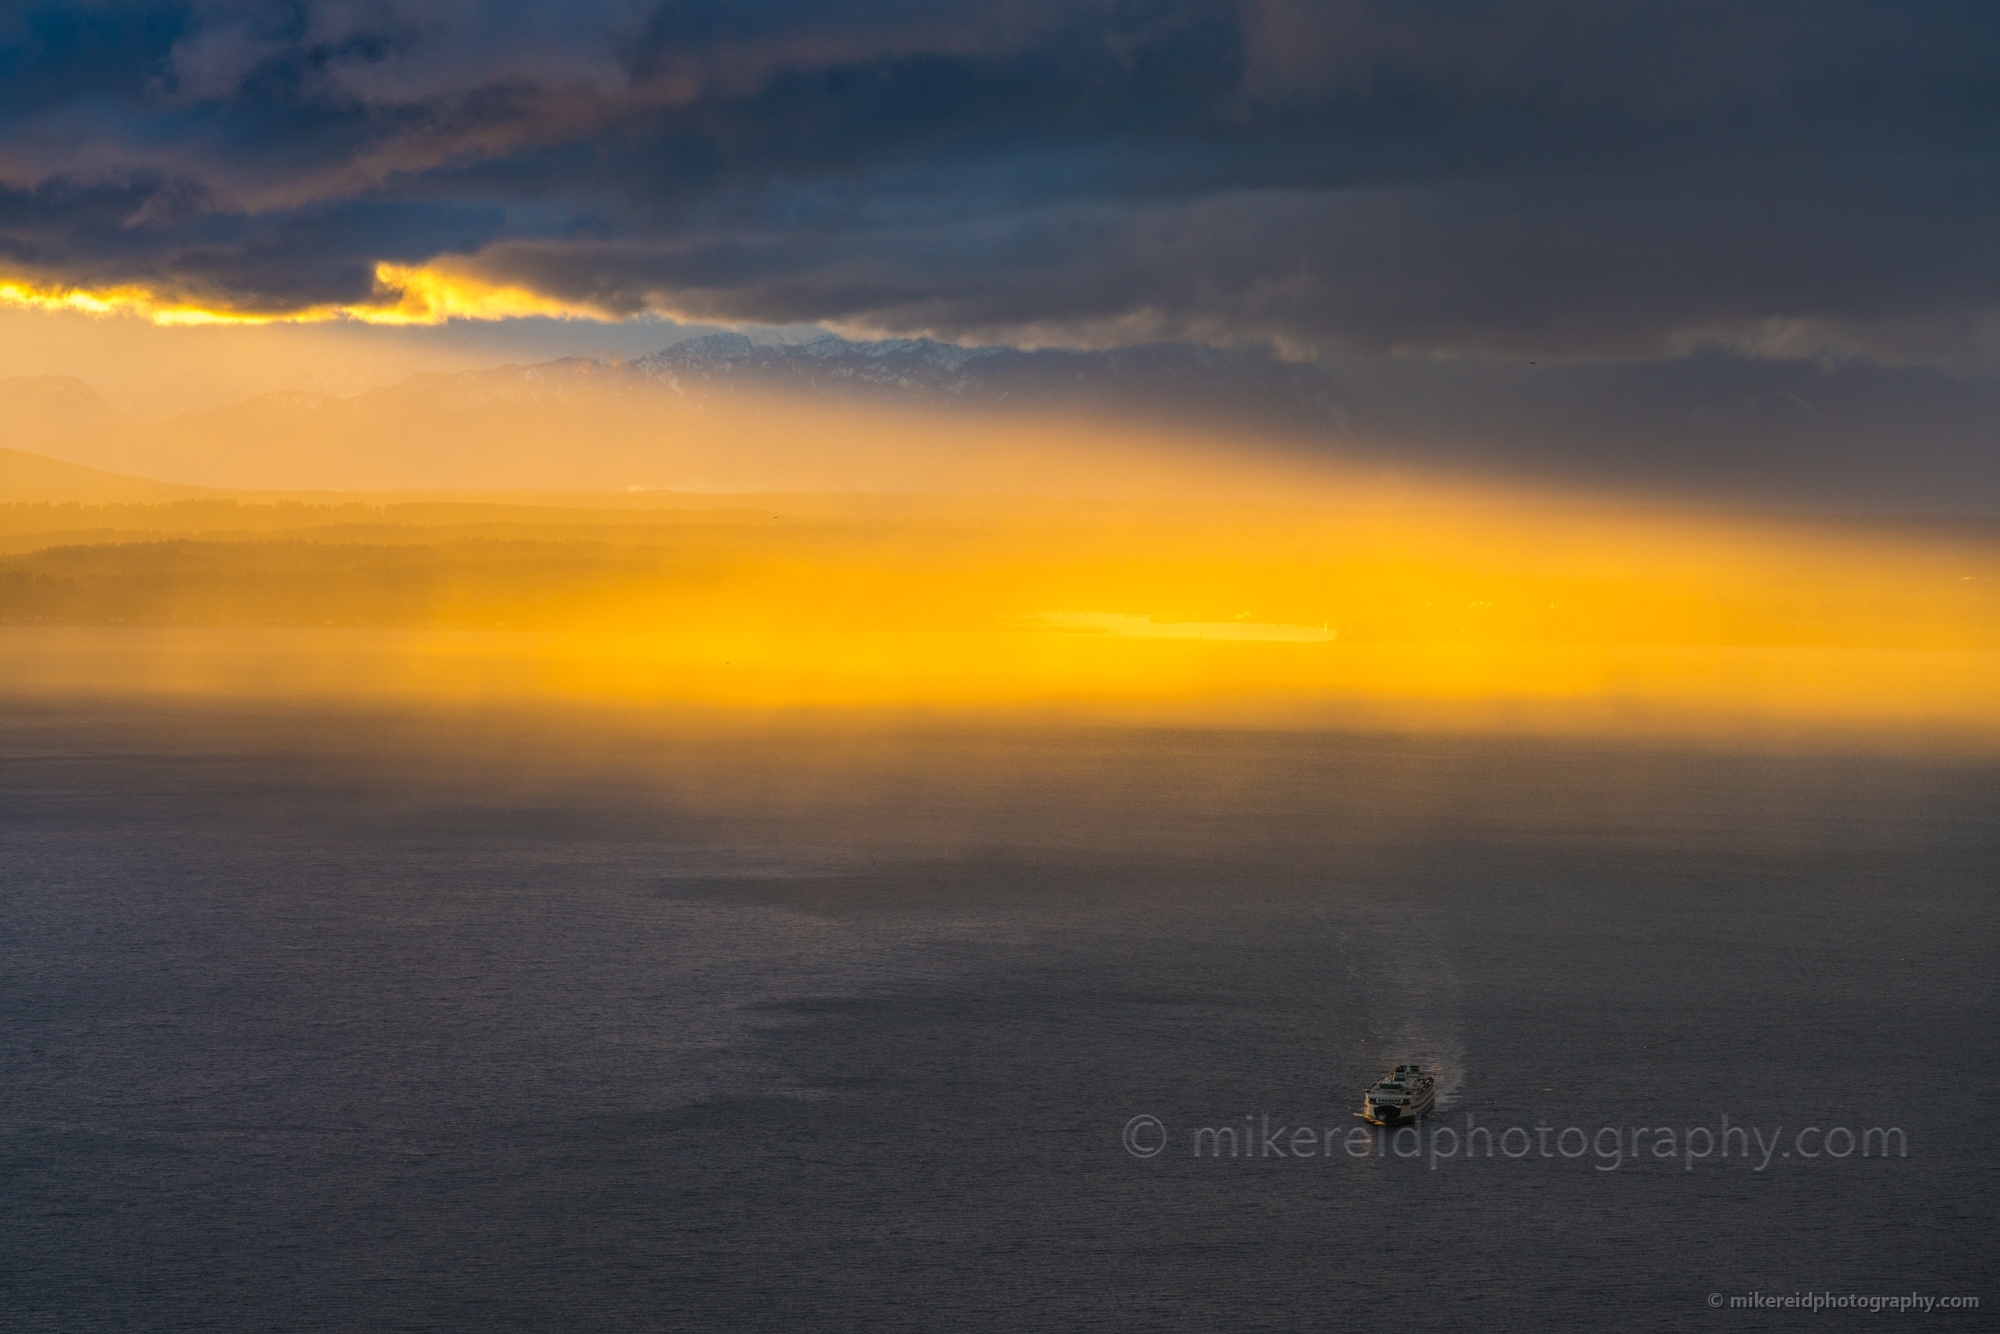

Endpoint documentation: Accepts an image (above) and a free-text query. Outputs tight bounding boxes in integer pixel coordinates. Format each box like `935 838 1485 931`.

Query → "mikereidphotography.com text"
1122 1113 1906 1172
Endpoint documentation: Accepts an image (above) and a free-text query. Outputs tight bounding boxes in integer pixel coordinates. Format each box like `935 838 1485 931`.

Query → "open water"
2 702 1994 1330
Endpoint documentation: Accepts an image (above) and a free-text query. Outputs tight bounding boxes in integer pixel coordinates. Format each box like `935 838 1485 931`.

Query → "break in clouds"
4 1 2000 365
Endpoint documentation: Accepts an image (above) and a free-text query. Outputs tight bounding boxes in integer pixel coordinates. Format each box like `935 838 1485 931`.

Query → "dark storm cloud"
3 1 1999 360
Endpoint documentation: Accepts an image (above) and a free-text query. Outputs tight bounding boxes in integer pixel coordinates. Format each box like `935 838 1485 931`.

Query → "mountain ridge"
0 445 202 504
627 333 1357 435
0 375 131 448
6 334 2000 508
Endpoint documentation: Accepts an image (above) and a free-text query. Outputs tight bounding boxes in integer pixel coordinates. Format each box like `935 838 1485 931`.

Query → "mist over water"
3 701 1995 1331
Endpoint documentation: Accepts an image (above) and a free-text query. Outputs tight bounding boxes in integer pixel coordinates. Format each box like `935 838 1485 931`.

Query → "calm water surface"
2 703 1995 1331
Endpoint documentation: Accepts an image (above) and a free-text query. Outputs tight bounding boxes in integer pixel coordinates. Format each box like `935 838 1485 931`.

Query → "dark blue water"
3 703 1995 1331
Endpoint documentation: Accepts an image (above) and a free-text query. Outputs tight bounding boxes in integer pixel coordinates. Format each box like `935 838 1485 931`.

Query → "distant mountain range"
4 334 2000 508
0 335 1363 493
627 333 1356 435
0 444 200 504
0 374 130 450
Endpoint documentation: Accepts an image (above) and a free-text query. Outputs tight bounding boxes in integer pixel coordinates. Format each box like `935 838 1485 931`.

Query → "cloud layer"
3 2 1999 362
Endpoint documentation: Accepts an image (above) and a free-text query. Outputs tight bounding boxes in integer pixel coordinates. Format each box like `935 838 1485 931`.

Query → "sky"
3 2 2000 502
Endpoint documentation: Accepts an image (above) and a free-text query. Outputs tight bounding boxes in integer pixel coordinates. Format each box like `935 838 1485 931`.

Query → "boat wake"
1335 904 1467 1109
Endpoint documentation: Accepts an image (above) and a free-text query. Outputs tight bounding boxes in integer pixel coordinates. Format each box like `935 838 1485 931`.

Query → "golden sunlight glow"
0 262 609 328
359 263 611 324
2 292 1996 740
2 490 1996 739
1032 612 1340 642
0 278 268 325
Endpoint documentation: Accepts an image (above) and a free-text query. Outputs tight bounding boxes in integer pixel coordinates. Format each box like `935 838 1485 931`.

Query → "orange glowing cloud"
359 262 615 324
0 262 615 328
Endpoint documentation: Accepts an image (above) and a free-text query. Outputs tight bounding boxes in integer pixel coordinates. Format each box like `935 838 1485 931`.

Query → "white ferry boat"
1355 1063 1437 1126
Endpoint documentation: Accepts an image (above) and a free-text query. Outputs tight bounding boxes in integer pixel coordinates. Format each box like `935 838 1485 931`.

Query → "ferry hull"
1357 1089 1436 1126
